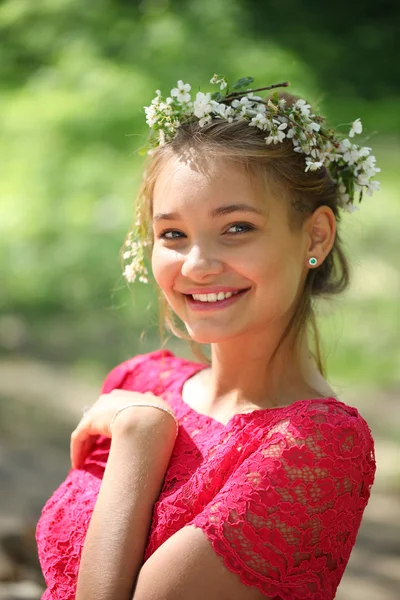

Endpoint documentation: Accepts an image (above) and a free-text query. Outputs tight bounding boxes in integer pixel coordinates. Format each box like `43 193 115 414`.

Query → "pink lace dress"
36 349 376 599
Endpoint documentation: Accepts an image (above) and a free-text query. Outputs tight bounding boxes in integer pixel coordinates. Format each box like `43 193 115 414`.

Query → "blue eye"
157 222 255 240
158 230 184 240
226 223 255 234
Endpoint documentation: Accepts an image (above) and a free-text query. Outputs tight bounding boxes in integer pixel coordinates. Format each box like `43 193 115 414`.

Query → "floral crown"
122 74 380 284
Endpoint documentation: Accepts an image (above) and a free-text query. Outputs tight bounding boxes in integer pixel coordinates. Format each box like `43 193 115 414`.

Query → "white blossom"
294 99 311 117
343 202 360 213
343 146 361 165
255 102 267 114
265 123 287 144
356 174 370 186
233 98 257 118
170 80 191 103
193 91 212 119
365 180 380 195
338 182 351 206
306 121 321 132
216 103 235 122
247 92 263 102
123 263 137 283
210 74 228 90
144 104 159 127
198 115 213 127
250 113 270 130
349 118 363 137
305 158 323 171
359 146 372 157
232 96 255 111
286 126 296 139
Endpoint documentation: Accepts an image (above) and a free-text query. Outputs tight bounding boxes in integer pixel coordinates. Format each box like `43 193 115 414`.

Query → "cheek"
151 246 179 290
252 248 302 308
272 255 304 311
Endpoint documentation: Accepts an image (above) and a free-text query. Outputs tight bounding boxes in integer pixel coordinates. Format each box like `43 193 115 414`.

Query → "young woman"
36 75 377 600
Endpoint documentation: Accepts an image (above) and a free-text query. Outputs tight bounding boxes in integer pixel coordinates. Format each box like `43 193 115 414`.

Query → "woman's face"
151 155 309 344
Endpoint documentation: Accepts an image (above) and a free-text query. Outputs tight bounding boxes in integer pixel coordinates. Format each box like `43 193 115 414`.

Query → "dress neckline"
175 360 339 428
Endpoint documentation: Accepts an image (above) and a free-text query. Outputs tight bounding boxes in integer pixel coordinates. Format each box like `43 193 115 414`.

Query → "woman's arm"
75 409 176 600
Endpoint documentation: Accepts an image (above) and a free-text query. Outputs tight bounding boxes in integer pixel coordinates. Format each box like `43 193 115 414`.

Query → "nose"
181 243 224 280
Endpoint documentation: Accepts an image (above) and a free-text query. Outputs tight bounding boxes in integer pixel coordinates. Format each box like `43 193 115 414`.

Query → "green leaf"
271 91 279 104
231 76 255 90
211 92 224 102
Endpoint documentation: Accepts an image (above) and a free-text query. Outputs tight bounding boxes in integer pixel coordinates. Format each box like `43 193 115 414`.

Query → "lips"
185 287 251 311
183 287 249 296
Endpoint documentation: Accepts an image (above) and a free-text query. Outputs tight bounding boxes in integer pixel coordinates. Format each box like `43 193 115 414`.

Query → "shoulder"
260 397 375 444
252 398 376 491
287 397 376 454
100 349 200 394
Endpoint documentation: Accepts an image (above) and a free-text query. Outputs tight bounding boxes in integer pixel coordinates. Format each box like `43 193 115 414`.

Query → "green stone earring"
308 257 318 266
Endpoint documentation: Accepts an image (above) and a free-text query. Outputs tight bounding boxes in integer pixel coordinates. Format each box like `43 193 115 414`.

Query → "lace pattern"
36 350 376 599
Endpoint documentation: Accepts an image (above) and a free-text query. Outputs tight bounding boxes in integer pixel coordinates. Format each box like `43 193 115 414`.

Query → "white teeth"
192 290 238 302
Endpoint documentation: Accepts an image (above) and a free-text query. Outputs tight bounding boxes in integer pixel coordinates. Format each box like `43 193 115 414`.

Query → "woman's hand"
70 389 177 469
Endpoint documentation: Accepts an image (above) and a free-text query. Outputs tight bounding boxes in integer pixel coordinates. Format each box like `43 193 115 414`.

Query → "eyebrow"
153 203 265 222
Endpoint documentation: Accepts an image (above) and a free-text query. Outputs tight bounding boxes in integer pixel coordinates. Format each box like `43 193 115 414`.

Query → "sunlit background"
1 1 399 598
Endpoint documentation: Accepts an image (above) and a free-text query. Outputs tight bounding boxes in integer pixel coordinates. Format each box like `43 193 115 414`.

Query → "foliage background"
0 1 399 597
1 0 399 387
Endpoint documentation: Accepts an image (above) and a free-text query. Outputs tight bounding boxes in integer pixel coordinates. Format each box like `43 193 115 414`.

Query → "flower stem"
224 82 289 101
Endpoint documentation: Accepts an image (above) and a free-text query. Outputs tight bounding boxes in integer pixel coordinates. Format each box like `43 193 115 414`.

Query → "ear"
305 205 337 264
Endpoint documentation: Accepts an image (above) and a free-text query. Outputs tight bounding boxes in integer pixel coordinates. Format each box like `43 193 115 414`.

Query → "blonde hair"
125 95 350 377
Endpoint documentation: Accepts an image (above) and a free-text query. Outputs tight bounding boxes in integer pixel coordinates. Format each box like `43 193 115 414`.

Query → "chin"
185 324 243 345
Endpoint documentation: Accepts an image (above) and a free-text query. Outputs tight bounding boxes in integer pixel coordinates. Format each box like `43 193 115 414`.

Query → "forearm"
76 416 175 600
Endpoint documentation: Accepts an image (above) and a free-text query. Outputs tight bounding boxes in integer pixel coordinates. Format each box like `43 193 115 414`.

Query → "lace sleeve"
190 402 376 600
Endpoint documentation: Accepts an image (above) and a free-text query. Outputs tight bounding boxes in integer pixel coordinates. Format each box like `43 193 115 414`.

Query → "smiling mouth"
184 288 250 299
184 287 251 308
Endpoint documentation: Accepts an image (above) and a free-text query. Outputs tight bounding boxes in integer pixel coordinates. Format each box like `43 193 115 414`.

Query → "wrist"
111 404 178 449
111 402 178 440
110 407 141 437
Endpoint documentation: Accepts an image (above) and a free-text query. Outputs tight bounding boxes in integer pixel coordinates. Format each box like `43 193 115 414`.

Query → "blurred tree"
0 0 398 381
236 0 399 100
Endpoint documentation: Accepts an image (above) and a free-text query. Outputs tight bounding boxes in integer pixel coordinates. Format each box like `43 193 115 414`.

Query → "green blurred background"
0 1 399 598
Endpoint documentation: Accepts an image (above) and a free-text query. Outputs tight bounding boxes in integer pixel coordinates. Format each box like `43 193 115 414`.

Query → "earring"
308 257 318 266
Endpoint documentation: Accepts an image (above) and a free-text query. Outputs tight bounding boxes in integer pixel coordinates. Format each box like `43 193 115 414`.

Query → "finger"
71 430 98 469
70 426 87 469
80 436 96 466
72 440 87 470
70 437 80 470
